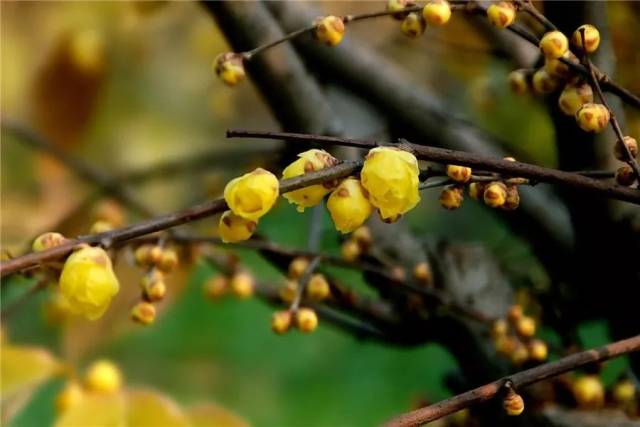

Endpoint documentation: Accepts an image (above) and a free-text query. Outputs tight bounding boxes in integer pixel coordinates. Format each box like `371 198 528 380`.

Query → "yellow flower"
213 52 245 86
84 359 123 394
218 210 257 243
326 178 373 233
314 16 345 46
422 0 451 26
224 168 279 221
446 164 472 183
439 185 463 210
360 147 420 222
282 149 338 213
59 246 120 320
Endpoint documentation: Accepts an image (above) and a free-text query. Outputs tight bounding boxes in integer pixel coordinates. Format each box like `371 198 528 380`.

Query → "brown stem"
384 334 640 427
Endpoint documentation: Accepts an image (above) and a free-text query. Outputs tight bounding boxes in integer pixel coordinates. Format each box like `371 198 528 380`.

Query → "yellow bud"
528 339 548 362
32 232 67 252
468 182 486 200
282 149 338 212
84 359 122 394
387 0 414 20
327 178 373 233
491 319 508 338
576 103 610 133
279 280 298 304
515 315 536 337
503 389 525 416
500 185 520 211
341 239 361 262
558 83 593 116
615 165 635 187
507 304 523 322
612 379 636 404
413 261 432 284
89 220 114 234
59 246 120 320
93 199 125 228
484 182 507 208
487 2 516 29
614 136 638 161
271 311 292 335
141 271 166 302
422 0 451 26
156 248 179 272
295 308 318 333
353 226 372 249
401 12 426 38
446 164 472 183
288 257 310 279
56 381 84 414
572 24 600 53
495 335 518 356
539 31 569 59
148 245 164 265
213 52 245 86
510 343 530 365
203 275 228 300
134 244 154 267
314 15 345 47
544 51 579 80
230 271 254 299
508 70 529 95
532 68 560 95
573 375 605 409
131 301 156 325
306 274 330 301
224 168 279 221
439 185 464 210
218 210 257 243
360 147 420 221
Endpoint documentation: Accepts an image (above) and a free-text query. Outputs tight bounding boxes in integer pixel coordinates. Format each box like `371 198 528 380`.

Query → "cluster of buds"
613 135 638 187
279 258 331 304
56 359 123 414
271 307 319 334
340 226 372 262
492 304 548 366
131 243 180 325
203 270 256 301
389 0 452 39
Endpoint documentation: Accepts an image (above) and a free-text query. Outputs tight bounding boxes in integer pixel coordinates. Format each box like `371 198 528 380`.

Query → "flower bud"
612 379 636 405
503 388 525 416
353 226 372 249
341 239 361 262
468 182 486 200
156 248 179 272
495 335 518 356
401 12 426 38
224 168 279 221
279 280 298 304
213 52 245 86
413 261 432 284
446 164 472 183
141 272 166 302
615 165 635 187
218 210 257 243
59 246 120 320
327 178 373 233
572 375 605 408
439 185 463 210
387 0 415 20
134 244 154 267
230 271 254 299
203 275 228 300
528 338 548 362
501 185 520 211
306 274 330 301
614 136 638 161
361 147 420 221
510 342 530 365
487 2 516 29
576 103 610 133
508 70 529 95
295 308 318 333
56 381 84 414
271 311 292 335
507 304 523 322
422 0 451 26
544 51 579 80
483 182 507 208
131 301 156 325
288 257 309 279
282 149 338 212
314 15 345 47
491 318 508 338
89 220 114 234
84 359 122 394
93 199 125 228
572 24 600 53
532 68 560 95
515 315 536 337
539 31 569 59
32 232 67 252
558 83 593 116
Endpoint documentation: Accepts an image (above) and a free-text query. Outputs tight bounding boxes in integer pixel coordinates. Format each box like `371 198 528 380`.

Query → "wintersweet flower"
224 168 279 221
314 16 345 46
326 178 373 233
282 149 338 212
218 210 257 243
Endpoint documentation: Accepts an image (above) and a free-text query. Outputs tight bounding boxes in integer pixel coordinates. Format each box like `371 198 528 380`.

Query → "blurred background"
2 1 639 426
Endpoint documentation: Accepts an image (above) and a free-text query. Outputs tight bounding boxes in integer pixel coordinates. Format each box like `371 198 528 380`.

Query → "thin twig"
289 256 321 313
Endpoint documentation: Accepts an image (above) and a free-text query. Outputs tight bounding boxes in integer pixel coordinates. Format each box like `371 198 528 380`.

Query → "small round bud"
503 388 525 416
507 304 523 323
271 311 292 335
306 274 330 301
213 52 245 86
89 220 114 234
288 257 310 279
501 185 520 211
528 339 548 362
32 232 67 252
353 226 372 249
439 185 464 210
84 359 122 394
468 182 486 200
446 165 472 183
615 165 635 187
56 381 84 414
539 31 569 59
295 308 318 333
142 273 166 302
422 0 451 26
230 271 254 299
387 0 415 20
515 315 536 338
572 24 600 53
491 318 508 338
508 70 529 95
558 83 594 116
413 262 432 284
532 68 560 95
203 275 228 300
487 2 516 29
341 239 361 262
148 245 164 265
279 280 298 304
612 379 636 405
134 244 153 267
156 248 178 272
218 210 257 244
495 335 518 356
510 342 530 365
614 136 638 161
401 12 426 38
484 182 507 208
314 15 345 47
572 375 605 409
544 51 579 80
576 103 610 133
131 302 156 325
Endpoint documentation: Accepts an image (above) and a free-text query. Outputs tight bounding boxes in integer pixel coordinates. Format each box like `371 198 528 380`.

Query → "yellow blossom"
218 210 257 243
326 178 373 233
314 16 345 46
213 52 245 86
282 149 338 212
224 168 279 221
84 359 122 394
422 0 451 26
